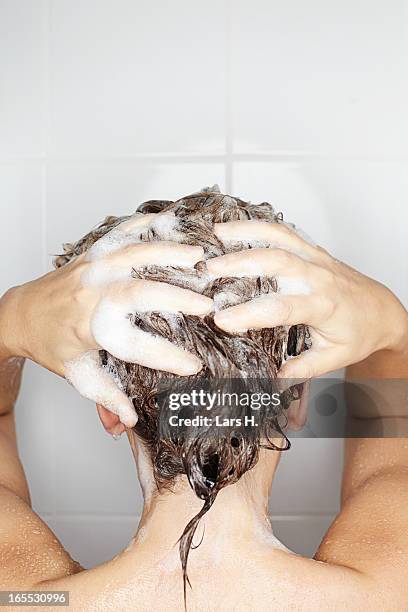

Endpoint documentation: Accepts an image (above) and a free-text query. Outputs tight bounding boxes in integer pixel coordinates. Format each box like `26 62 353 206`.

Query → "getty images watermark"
156 377 408 439
167 388 282 428
156 378 300 440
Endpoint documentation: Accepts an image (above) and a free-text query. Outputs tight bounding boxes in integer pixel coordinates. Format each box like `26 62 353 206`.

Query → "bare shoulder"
311 466 408 610
0 485 82 589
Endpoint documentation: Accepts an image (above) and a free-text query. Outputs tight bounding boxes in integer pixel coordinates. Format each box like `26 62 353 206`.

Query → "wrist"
388 305 408 356
0 286 26 362
378 286 408 355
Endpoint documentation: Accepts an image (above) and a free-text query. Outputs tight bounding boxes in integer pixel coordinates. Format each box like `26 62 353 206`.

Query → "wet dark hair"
56 186 308 605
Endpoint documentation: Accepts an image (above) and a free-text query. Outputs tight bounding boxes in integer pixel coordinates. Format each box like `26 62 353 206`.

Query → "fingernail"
121 412 138 428
214 310 243 332
206 257 223 276
192 294 213 315
177 355 202 376
184 245 204 264
119 408 138 434
191 245 204 256
214 309 231 325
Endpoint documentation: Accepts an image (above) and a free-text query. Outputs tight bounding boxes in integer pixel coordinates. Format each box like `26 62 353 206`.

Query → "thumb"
64 350 137 428
278 347 343 380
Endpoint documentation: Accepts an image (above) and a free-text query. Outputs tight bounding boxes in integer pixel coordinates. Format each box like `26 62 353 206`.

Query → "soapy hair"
55 186 308 606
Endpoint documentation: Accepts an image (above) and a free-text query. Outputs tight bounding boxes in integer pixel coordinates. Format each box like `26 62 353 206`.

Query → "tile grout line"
224 0 233 193
1 153 408 165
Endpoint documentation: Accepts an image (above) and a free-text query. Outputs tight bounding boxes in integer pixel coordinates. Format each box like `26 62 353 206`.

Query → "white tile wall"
0 0 45 158
0 163 43 294
49 0 228 156
1 0 407 568
231 0 408 156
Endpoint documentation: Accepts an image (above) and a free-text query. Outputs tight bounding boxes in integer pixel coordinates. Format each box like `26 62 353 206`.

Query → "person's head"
56 185 307 597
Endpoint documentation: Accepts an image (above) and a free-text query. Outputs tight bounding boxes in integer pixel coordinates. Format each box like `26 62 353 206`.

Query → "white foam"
64 350 137 427
221 239 311 261
254 518 293 552
200 184 221 193
221 195 237 205
91 297 201 375
86 212 181 264
213 290 241 311
149 212 181 241
82 251 135 286
84 243 204 289
87 229 141 261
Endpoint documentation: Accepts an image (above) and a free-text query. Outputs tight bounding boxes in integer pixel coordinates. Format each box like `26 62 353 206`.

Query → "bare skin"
208 220 407 378
0 212 212 433
0 223 407 610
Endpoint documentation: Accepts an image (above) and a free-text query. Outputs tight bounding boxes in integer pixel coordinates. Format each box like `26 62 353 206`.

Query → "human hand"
207 220 408 379
0 213 212 426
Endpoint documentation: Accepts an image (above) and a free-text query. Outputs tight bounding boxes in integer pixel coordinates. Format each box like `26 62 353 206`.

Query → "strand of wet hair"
177 493 217 612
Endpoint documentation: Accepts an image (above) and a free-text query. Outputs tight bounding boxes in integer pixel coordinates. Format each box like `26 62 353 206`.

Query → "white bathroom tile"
233 161 408 305
15 362 56 515
52 378 143 515
269 439 343 515
45 161 225 266
0 0 45 158
231 0 408 156
49 0 227 156
273 515 335 558
46 515 139 568
0 163 43 295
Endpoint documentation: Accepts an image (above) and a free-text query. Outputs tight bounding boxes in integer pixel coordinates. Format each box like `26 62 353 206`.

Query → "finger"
213 294 328 333
83 242 204 287
108 242 204 267
116 213 157 233
64 351 137 427
91 299 203 375
96 404 126 438
214 220 319 261
107 280 213 316
87 213 171 261
117 211 175 235
286 380 310 431
278 347 343 379
207 248 311 279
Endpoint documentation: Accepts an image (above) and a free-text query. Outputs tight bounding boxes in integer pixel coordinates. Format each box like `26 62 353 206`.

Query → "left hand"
0 212 212 428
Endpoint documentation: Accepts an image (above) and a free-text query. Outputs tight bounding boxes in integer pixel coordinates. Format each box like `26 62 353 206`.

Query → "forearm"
0 287 24 363
342 307 408 499
0 288 26 416
346 343 408 380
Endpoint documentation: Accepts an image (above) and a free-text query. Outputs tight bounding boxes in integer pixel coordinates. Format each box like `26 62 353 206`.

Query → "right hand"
0 214 212 426
208 220 408 380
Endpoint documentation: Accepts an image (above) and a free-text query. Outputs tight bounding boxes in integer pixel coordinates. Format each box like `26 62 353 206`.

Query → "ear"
96 404 126 438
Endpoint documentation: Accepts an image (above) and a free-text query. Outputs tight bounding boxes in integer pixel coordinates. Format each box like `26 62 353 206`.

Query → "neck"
125 433 284 567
